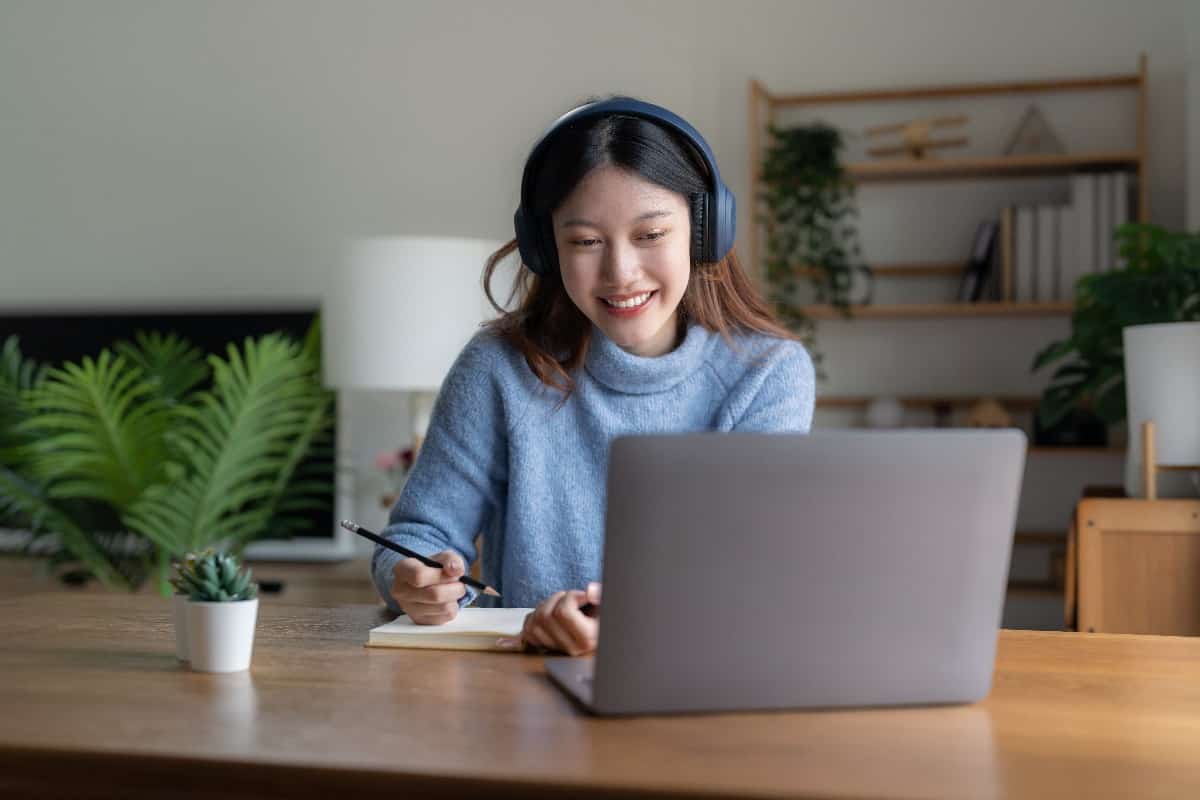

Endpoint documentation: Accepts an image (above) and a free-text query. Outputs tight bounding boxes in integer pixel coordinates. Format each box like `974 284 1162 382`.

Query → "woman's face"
551 165 692 358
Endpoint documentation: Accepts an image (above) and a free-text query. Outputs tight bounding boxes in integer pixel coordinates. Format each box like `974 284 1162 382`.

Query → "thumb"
438 550 464 577
586 581 603 605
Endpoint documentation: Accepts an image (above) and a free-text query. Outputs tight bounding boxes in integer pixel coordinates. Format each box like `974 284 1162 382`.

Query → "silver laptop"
545 429 1026 716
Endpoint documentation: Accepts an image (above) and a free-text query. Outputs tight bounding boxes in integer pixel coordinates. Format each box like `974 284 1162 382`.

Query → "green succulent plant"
174 550 257 602
0 319 334 595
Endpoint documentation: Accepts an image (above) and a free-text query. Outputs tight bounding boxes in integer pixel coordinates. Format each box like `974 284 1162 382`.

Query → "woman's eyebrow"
559 209 674 228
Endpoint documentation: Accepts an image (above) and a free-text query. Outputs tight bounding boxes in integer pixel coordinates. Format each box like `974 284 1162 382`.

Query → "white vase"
1123 321 1200 498
186 598 259 673
172 593 190 662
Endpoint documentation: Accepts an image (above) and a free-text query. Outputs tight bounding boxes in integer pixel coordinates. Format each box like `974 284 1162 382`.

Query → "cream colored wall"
0 1 1192 583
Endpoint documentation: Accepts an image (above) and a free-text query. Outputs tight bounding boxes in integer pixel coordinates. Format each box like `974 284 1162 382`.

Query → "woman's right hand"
390 549 468 625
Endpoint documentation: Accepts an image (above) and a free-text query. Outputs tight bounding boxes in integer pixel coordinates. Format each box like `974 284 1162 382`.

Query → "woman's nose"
600 240 640 285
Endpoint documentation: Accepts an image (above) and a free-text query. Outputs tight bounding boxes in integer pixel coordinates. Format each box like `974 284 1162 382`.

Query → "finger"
403 599 460 620
432 549 465 581
540 593 588 655
408 608 457 625
394 557 444 589
551 591 596 655
415 581 466 605
586 581 603 605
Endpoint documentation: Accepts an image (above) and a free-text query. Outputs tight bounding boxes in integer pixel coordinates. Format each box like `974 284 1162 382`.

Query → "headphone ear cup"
711 183 736 263
514 207 545 276
689 193 708 265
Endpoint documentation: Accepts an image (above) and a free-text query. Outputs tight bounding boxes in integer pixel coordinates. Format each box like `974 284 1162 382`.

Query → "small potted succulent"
175 551 259 673
168 550 213 662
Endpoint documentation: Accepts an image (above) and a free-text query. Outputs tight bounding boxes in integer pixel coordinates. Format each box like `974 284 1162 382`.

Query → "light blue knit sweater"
371 321 815 613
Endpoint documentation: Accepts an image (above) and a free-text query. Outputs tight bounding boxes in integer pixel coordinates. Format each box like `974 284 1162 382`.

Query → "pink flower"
374 449 401 471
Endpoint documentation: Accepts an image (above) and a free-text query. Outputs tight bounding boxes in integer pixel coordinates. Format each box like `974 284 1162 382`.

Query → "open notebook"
366 608 533 652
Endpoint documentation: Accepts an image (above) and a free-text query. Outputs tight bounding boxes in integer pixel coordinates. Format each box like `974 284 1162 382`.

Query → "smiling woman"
370 96 815 658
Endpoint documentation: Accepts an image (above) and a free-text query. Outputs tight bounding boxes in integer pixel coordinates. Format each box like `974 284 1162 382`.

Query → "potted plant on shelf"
1032 223 1200 494
0 323 334 594
175 550 259 673
758 121 872 375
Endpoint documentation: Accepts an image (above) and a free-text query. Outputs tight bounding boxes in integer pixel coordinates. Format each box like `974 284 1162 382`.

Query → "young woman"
372 96 815 656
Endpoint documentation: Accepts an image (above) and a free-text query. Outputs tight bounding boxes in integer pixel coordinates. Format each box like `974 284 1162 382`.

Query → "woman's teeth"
602 291 653 309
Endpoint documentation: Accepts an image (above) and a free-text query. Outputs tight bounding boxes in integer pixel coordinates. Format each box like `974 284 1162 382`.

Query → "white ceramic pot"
1123 321 1200 498
186 598 259 673
172 593 190 662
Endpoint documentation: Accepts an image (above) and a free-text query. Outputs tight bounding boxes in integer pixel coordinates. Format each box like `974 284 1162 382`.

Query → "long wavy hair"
484 101 796 397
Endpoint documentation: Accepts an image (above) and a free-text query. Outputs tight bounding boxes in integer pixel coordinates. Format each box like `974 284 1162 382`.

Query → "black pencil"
340 519 501 599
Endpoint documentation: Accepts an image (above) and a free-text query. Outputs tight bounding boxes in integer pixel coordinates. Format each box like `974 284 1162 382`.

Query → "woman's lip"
600 290 656 317
601 291 656 302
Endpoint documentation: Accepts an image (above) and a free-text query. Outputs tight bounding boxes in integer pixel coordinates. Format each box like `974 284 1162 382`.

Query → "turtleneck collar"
583 321 716 395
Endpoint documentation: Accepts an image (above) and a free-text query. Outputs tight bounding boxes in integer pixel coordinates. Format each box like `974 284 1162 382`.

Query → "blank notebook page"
366 607 533 652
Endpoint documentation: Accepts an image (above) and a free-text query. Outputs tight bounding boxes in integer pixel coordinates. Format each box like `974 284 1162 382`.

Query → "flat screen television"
0 306 353 561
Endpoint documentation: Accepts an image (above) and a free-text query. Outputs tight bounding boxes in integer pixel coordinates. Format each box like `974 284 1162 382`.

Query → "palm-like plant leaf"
113 330 209 407
20 351 171 510
0 335 47 470
0 464 133 589
123 332 333 556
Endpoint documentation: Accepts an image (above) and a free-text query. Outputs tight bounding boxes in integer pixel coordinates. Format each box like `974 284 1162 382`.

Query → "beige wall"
0 1 1192 568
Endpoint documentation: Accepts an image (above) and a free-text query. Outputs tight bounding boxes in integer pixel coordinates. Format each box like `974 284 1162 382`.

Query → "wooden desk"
2 593 1199 799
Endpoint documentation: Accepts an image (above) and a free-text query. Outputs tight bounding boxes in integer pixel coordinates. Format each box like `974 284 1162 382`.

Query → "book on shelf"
957 219 1000 302
998 170 1134 303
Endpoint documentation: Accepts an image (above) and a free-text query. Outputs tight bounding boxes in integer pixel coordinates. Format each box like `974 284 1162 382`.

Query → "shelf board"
795 262 963 279
804 302 1073 320
769 72 1141 107
845 151 1140 183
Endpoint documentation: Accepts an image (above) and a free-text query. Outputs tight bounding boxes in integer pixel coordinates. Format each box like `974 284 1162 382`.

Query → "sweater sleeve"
726 339 816 433
370 335 508 614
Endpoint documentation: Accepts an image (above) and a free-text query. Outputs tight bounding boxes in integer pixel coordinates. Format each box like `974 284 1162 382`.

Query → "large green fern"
123 330 333 565
0 322 335 594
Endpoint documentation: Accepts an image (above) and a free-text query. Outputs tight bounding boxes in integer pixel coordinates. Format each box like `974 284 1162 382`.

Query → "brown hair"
483 240 795 397
483 101 797 397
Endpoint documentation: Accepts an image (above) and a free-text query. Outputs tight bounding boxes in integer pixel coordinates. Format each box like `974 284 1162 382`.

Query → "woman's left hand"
497 582 602 656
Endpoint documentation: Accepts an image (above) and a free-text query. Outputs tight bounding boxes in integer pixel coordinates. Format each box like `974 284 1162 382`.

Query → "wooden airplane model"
864 114 969 159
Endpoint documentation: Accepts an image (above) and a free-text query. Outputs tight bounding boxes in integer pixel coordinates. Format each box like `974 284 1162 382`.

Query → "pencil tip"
483 587 501 598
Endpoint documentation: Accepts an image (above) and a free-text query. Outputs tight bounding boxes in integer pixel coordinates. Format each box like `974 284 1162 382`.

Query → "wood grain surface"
2 591 1199 799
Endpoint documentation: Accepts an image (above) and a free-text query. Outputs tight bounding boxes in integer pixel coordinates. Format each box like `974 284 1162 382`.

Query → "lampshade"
1122 321 1200 497
322 236 508 390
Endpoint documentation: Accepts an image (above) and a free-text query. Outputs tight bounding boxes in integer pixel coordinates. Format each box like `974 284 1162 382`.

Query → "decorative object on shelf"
375 445 416 510
1122 324 1200 498
961 398 1013 429
323 236 505 530
1003 105 1065 156
758 122 873 373
864 396 904 429
1032 223 1200 435
956 220 1001 303
175 550 259 673
864 114 968 159
0 326 334 595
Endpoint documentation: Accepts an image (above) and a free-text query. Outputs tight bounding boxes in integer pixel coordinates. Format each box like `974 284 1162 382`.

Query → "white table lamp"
321 236 507 537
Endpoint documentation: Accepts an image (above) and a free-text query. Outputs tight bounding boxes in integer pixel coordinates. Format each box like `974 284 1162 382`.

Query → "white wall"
1189 0 1200 229
0 0 1192 553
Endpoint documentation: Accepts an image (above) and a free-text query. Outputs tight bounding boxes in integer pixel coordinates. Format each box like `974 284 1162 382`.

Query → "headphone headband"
513 97 736 276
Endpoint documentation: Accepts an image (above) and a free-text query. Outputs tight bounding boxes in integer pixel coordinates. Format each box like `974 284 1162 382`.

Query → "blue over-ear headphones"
512 97 736 277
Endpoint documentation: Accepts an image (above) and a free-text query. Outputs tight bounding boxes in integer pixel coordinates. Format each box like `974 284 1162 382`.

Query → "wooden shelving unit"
845 151 1140 183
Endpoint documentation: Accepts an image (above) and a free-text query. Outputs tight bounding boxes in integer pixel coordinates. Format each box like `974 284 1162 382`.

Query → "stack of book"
999 171 1134 303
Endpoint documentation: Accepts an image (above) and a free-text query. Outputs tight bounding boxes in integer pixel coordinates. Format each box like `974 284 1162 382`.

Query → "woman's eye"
573 238 601 247
641 231 666 241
